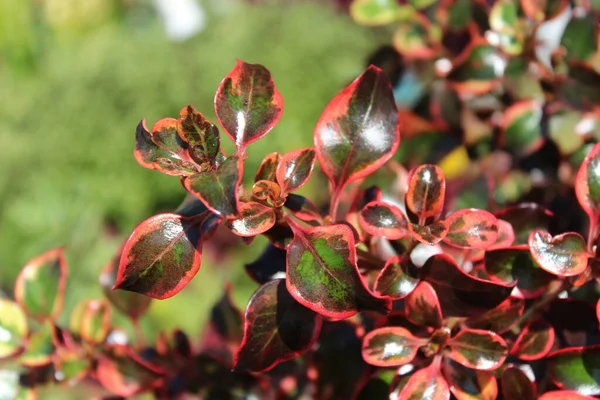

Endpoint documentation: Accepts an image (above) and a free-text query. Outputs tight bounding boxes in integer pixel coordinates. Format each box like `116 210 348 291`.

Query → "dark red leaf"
286 223 391 319
234 279 321 372
447 329 508 370
283 194 323 223
398 357 450 400
575 142 600 223
539 391 595 400
528 230 591 277
463 297 524 334
313 65 400 193
359 201 409 240
209 284 244 347
362 326 426 367
406 281 443 328
406 164 446 222
444 209 499 249
214 60 283 153
547 345 600 395
244 244 287 284
511 318 555 361
228 201 276 237
183 155 243 218
373 256 420 300
495 203 553 244
443 358 498 400
501 366 537 400
410 221 449 245
114 213 202 299
276 148 316 194
177 105 220 166
255 152 281 182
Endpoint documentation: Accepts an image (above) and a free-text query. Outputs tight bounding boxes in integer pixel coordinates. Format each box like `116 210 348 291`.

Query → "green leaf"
19 322 54 367
547 345 600 395
362 327 425 367
561 14 597 62
77 299 111 345
464 297 524 334
448 43 504 93
406 281 443 328
502 100 544 157
0 299 27 358
228 201 276 237
393 16 439 59
54 349 91 384
444 209 499 249
520 0 568 21
511 318 555 361
276 148 316 193
374 256 420 299
490 0 519 33
359 201 409 240
528 230 591 277
575 142 600 223
177 105 220 166
447 329 508 370
349 0 407 26
254 152 280 182
406 164 446 222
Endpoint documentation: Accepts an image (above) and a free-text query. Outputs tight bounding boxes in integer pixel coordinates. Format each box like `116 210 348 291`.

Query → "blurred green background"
0 0 384 352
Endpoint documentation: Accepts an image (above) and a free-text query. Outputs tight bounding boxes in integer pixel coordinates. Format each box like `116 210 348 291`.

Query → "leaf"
406 164 446 222
464 297 524 334
283 194 323 223
244 243 287 284
511 318 555 361
209 284 244 347
447 329 508 370
374 256 420 299
349 0 406 26
183 155 243 217
234 279 322 372
359 201 409 239
214 60 283 152
252 179 282 203
520 0 568 21
444 209 499 249
286 223 391 320
422 254 515 317
490 0 519 33
276 148 316 193
54 349 91 384
547 345 600 395
406 281 443 328
361 327 425 367
496 203 553 244
177 105 220 165
228 202 276 237
398 358 450 400
410 221 449 245
561 14 597 62
502 100 544 157
14 248 67 321
313 65 399 193
77 299 111 345
490 219 515 250
528 230 590 277
448 43 504 93
443 358 498 400
19 322 54 367
0 299 27 358
393 16 439 59
539 391 595 399
501 366 537 400
114 213 203 299
575 142 600 223
255 152 280 182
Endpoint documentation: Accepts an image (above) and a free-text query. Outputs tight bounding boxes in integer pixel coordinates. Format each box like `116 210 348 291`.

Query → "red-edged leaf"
255 152 280 182
276 148 316 194
576 142 600 224
501 366 537 400
501 100 544 157
597 299 600 325
511 318 555 361
490 219 515 250
485 245 555 298
539 391 595 400
422 254 515 317
244 243 286 284
362 326 425 367
410 221 449 245
547 345 600 395
528 230 591 277
114 213 202 299
177 105 220 166
283 194 323 223
15 248 67 321
0 299 28 358
447 329 508 370
79 299 111 345
359 201 409 239
520 0 568 21
214 60 283 152
286 223 391 320
228 201 276 237
313 65 400 193
444 209 499 249
406 281 443 328
54 348 91 384
464 297 524 334
406 164 446 222
234 279 322 372
443 358 498 400
496 203 553 244
19 321 54 367
252 179 281 203
374 256 420 300
183 155 242 218
398 358 450 400
208 284 243 347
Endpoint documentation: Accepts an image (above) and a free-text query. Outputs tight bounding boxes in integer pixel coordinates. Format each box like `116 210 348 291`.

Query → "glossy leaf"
359 201 409 239
244 243 287 284
235 279 322 372
501 366 537 400
406 164 446 222
276 148 316 193
502 100 544 157
447 329 508 370
528 230 590 277
215 60 283 152
496 203 553 244
448 43 503 92
398 358 450 400
283 194 322 223
464 297 524 334
362 326 425 367
406 281 443 328
539 391 595 399
252 179 281 202
255 152 280 182
444 209 498 249
114 213 202 299
286 223 391 320
511 318 555 361
547 345 600 395
19 322 54 367
15 248 67 321
410 221 449 245
575 142 600 222
350 0 405 26
183 155 242 217
374 256 420 299
0 299 28 358
313 65 399 193
443 358 498 400
229 201 276 237
177 105 220 165
490 219 515 250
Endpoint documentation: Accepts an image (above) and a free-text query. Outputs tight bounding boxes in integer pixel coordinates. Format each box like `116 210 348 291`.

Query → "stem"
131 317 146 349
513 280 569 332
329 187 342 223
587 220 597 253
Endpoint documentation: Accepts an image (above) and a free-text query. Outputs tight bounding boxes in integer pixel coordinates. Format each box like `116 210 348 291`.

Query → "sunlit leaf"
447 329 508 370
511 318 554 361
539 390 595 399
393 16 440 59
78 299 111 345
0 299 27 358
349 0 408 26
502 100 544 157
548 345 600 395
490 219 515 250
520 0 568 21
374 256 420 299
361 326 425 367
177 105 220 166
443 358 498 400
410 221 449 245
496 203 553 244
464 297 524 334
406 281 443 328
398 358 450 400
255 152 281 182
528 230 591 277
229 201 276 237
54 349 91 384
501 366 537 400
444 209 498 249
359 201 409 240
276 148 316 194
575 142 600 224
406 164 446 222
19 322 54 367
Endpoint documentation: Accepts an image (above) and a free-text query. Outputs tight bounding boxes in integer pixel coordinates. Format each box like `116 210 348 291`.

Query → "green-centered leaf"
177 105 220 166
276 148 316 194
286 223 391 320
234 279 322 372
0 299 27 358
540 391 595 399
406 164 446 222
374 256 420 300
393 16 439 59
575 142 600 223
255 152 280 182
448 43 504 93
520 0 568 21
490 219 516 250
502 100 544 157
399 357 450 400
14 248 67 321
511 318 555 361
406 281 443 328
490 0 519 33
464 297 524 334
501 365 537 400
444 209 499 249
447 329 508 370
183 155 243 218
53 348 90 384
362 327 426 367
359 201 409 240
548 345 600 395
313 65 400 193
561 14 597 62
228 201 276 237
443 358 498 400
19 322 54 367
114 213 203 299
410 221 449 245
349 0 407 26
496 203 553 244
528 230 591 277
77 299 111 345
214 60 283 153
485 245 555 298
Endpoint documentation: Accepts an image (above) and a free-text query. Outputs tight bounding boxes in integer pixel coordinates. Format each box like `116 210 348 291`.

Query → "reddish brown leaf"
444 209 499 249
489 219 515 250
575 142 600 225
406 164 446 222
528 230 591 277
255 152 281 182
398 358 450 400
283 194 323 223
177 105 220 166
547 345 600 395
374 256 420 300
501 366 537 400
464 297 524 334
362 326 426 367
244 244 286 284
495 203 553 244
406 281 443 328
410 221 449 245
511 318 555 361
443 358 498 400
447 329 508 370
276 148 316 194
229 202 276 237
539 391 595 400
359 201 409 239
